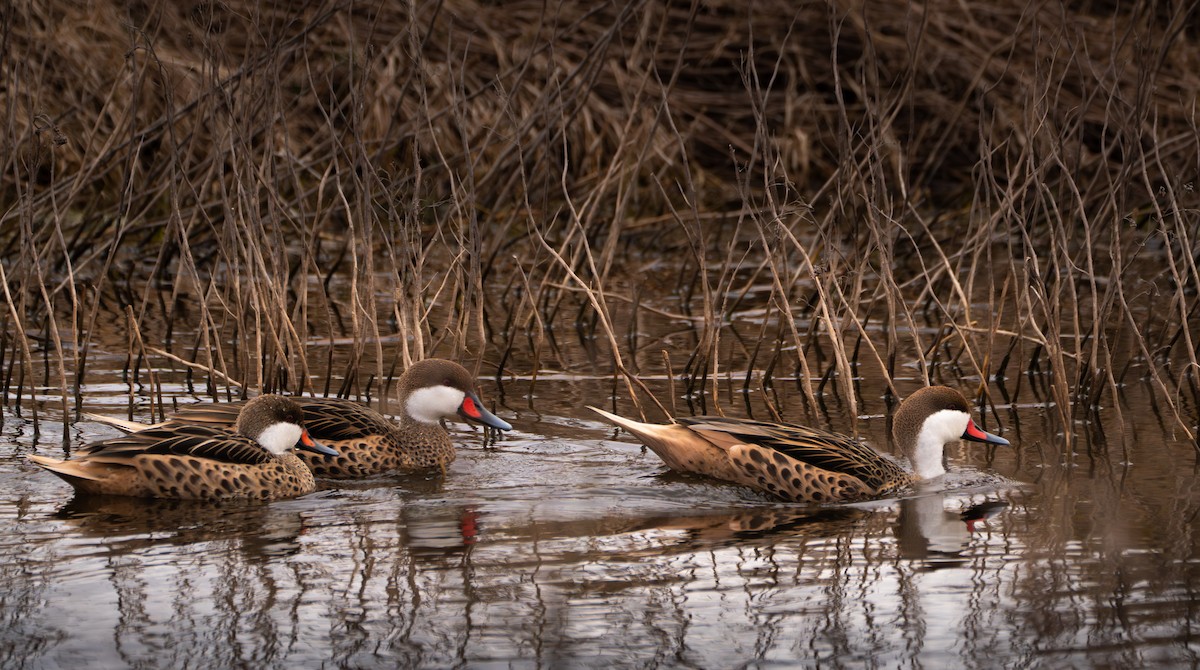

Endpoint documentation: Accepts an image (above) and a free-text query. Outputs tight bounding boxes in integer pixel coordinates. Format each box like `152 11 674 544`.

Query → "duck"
589 386 1009 504
27 394 339 500
88 359 513 479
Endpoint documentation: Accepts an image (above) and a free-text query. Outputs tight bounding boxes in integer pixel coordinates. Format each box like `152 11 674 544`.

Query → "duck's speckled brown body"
28 395 334 500
591 386 1009 504
673 415 912 502
302 399 462 476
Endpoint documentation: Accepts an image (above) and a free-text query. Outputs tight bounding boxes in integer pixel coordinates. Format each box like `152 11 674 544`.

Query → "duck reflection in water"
53 494 310 560
895 490 1008 567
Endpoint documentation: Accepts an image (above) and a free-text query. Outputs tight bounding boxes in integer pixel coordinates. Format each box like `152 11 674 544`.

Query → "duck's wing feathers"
677 416 906 489
292 398 396 440
77 425 273 465
157 397 394 441
82 403 247 434
156 402 247 430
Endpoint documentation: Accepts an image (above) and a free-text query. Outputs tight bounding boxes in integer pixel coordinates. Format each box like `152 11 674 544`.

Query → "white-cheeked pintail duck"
90 359 513 479
28 394 338 500
590 386 1009 504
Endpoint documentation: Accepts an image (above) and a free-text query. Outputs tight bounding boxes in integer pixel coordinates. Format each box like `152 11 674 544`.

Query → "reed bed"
1 0 1198 456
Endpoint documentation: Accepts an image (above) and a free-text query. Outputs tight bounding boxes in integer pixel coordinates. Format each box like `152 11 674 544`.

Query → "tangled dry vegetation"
1 0 1198 450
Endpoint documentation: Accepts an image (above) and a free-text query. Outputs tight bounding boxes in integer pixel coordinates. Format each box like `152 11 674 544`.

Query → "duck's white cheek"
259 423 303 455
406 386 466 424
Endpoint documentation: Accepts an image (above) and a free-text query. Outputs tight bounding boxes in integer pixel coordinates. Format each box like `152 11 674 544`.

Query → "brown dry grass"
2 0 1198 452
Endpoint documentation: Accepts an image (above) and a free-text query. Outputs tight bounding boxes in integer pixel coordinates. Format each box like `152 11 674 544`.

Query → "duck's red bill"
458 394 513 431
962 420 1010 446
298 429 339 456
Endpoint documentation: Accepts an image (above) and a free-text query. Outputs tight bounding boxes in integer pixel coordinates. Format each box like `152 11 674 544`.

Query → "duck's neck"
903 408 969 480
910 432 948 480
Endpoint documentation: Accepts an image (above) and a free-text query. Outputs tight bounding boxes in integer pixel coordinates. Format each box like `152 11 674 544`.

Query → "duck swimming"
28 394 338 500
590 386 1009 504
90 359 513 478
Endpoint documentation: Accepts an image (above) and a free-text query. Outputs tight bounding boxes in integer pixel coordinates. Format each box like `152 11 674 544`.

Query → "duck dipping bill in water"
88 359 513 478
589 386 1010 504
28 395 338 500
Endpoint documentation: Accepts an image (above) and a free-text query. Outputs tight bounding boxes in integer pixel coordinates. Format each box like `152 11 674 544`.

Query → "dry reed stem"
0 261 38 429
0 0 1197 452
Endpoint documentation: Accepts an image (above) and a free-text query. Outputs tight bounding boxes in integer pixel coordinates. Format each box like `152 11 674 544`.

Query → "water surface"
3 331 1200 668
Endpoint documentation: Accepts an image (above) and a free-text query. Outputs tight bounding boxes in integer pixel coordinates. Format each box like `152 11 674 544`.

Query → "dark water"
4 326 1200 668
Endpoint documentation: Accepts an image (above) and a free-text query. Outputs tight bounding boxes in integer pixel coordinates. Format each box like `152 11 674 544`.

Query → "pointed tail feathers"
27 454 107 483
589 405 735 479
587 405 671 450
83 412 159 433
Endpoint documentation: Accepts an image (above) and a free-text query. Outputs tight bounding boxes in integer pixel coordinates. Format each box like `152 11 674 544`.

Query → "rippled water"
4 340 1200 667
